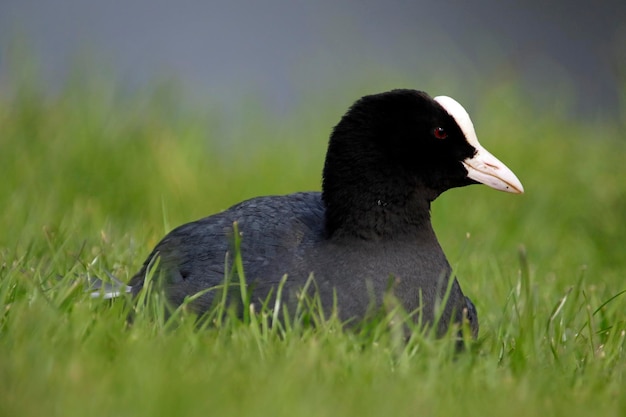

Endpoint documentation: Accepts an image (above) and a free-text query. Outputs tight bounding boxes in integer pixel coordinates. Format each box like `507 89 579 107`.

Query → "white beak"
463 144 524 194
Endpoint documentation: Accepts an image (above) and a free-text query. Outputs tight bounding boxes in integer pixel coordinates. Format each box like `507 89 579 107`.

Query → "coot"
124 90 523 335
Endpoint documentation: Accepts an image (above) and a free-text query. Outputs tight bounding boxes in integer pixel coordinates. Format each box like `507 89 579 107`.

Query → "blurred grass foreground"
0 70 625 417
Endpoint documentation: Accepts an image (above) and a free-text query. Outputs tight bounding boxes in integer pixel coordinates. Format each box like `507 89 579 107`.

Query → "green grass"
1 75 625 417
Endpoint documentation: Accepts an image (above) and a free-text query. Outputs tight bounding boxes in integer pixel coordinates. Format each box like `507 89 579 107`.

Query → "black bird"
103 90 523 336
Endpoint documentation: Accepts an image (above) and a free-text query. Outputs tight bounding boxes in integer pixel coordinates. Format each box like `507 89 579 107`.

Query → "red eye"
433 127 447 139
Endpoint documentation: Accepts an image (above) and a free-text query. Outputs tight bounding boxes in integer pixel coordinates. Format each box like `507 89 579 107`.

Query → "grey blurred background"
1 0 625 119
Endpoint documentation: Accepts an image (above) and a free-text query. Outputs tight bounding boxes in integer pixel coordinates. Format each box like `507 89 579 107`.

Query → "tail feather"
88 270 132 299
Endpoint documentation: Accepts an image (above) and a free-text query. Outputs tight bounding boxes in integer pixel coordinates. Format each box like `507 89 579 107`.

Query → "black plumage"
127 89 524 336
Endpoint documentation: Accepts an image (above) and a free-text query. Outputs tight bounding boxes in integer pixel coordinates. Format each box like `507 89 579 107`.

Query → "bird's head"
323 90 523 205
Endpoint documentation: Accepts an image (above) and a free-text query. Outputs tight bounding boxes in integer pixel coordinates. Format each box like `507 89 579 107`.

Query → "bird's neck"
322 185 437 241
321 130 442 241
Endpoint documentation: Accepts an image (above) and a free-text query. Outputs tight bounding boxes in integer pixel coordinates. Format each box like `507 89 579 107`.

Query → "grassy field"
0 76 625 417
